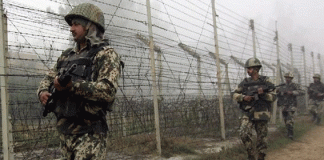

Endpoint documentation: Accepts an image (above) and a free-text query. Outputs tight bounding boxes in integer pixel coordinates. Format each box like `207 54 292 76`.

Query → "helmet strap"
84 21 92 35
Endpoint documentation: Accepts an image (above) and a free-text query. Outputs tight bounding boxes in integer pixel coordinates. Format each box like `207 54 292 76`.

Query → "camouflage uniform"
308 74 324 124
60 133 107 160
277 74 304 138
37 3 121 160
233 58 276 160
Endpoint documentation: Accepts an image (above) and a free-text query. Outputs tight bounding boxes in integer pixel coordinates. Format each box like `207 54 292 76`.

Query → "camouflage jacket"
37 41 121 135
277 82 304 107
233 76 276 120
308 82 324 101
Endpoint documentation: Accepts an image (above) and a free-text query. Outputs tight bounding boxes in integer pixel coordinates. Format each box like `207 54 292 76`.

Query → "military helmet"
244 58 262 68
65 3 105 33
284 72 294 78
313 74 321 79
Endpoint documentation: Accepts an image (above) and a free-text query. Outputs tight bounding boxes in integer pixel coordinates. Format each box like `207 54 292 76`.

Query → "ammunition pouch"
253 111 271 121
54 95 113 118
239 103 252 112
239 103 271 121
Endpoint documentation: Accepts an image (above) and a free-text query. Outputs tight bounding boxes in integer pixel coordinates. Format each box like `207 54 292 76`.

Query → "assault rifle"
277 84 292 106
308 86 324 99
242 83 283 101
278 84 290 95
238 82 283 113
43 64 77 117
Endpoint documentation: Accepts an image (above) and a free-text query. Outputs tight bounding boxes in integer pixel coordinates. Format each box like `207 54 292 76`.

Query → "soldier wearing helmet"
308 74 324 124
277 72 305 139
233 58 276 160
37 3 122 160
313 73 321 80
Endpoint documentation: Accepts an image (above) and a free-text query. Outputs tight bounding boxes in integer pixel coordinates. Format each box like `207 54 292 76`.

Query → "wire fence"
0 0 320 159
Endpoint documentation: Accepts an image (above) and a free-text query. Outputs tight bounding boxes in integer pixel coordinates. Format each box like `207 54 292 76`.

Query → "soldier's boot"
288 128 294 140
312 113 320 124
247 155 255 160
310 111 317 122
247 149 255 160
316 116 321 125
312 112 318 122
257 153 266 160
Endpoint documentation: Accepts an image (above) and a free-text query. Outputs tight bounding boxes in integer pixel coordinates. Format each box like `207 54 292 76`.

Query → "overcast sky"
11 0 324 53
217 0 324 53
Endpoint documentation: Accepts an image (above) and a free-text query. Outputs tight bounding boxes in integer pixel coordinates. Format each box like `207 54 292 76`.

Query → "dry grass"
193 115 316 160
107 133 203 158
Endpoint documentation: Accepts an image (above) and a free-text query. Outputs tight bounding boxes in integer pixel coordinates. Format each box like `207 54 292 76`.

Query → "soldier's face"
247 67 256 76
285 77 292 83
314 78 320 83
70 22 87 43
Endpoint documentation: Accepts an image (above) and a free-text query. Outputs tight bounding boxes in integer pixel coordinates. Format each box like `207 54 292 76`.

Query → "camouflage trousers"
308 99 324 118
59 133 107 160
280 106 296 129
239 115 268 156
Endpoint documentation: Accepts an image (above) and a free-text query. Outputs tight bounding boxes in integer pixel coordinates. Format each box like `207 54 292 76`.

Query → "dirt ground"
266 125 324 160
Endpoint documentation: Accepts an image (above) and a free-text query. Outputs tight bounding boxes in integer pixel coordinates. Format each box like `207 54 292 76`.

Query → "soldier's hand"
54 76 73 91
243 95 254 102
40 91 51 105
286 91 293 95
317 93 324 97
258 88 264 94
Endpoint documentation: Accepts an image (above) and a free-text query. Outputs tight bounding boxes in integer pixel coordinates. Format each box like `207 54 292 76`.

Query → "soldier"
277 72 305 139
308 74 324 124
37 3 122 160
233 58 276 160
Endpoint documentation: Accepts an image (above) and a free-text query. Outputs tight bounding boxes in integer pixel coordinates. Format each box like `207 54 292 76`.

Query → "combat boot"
288 129 293 140
287 126 294 139
316 117 321 125
311 112 317 122
247 148 254 160
257 153 266 160
247 155 255 160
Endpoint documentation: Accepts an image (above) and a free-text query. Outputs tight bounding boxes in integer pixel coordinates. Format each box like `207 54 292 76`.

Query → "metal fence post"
302 46 309 112
250 19 256 58
211 0 225 140
136 33 163 102
311 52 315 75
271 23 280 124
318 54 323 81
145 0 161 156
178 43 202 108
0 1 14 159
288 43 294 72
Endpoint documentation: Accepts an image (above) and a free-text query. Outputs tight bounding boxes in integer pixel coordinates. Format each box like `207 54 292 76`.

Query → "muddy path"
266 125 324 160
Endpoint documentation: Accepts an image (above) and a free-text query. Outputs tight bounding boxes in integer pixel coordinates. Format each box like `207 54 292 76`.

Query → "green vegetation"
268 118 313 150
